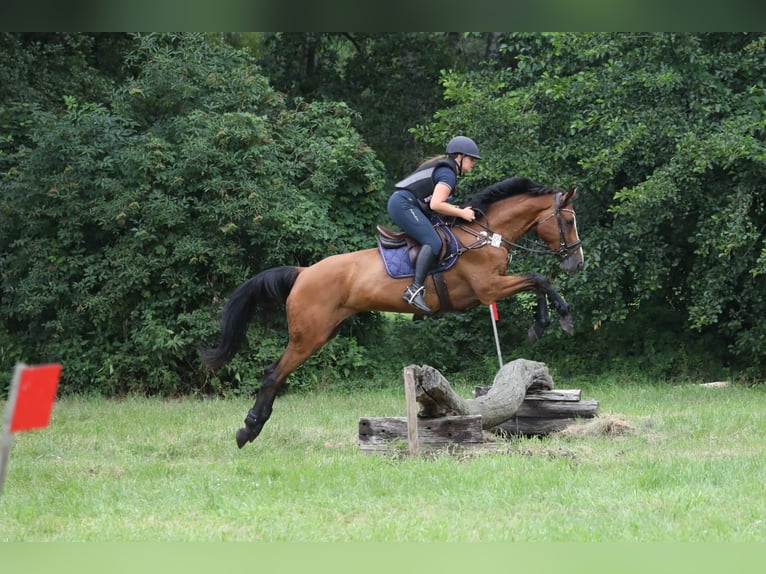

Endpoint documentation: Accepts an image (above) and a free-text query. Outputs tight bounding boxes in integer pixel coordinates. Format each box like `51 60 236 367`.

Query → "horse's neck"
489 196 547 241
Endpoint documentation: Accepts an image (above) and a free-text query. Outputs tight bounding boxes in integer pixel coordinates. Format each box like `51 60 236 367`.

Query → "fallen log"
411 359 553 428
474 387 598 417
411 359 597 437
358 359 599 452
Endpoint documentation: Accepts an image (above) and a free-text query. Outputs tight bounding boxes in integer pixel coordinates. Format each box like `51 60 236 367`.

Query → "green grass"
2 379 766 541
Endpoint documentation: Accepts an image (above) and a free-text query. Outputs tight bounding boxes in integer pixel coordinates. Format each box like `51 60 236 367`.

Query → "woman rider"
386 136 480 313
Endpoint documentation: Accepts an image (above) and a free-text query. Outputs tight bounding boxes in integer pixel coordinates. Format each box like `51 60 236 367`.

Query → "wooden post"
403 367 420 457
0 364 23 496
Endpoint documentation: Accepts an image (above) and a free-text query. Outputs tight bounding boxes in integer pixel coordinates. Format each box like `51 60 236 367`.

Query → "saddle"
376 223 453 266
375 221 461 316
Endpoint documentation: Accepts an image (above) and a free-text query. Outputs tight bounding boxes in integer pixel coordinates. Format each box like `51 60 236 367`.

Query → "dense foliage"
1 32 765 396
451 33 766 379
255 32 499 177
0 33 385 394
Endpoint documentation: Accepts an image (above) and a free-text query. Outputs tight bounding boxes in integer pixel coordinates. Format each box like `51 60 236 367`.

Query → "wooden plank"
515 398 598 418
474 387 582 402
358 415 483 448
525 389 582 402
360 440 510 456
403 367 420 457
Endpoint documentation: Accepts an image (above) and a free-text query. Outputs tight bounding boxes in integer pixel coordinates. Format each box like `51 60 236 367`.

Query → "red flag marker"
1 363 62 496
490 301 499 321
10 364 62 432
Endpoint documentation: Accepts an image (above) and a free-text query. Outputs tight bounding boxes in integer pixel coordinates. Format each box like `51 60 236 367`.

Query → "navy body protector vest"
394 157 458 210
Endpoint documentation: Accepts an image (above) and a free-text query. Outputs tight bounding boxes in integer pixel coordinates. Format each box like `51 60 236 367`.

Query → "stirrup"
403 285 432 313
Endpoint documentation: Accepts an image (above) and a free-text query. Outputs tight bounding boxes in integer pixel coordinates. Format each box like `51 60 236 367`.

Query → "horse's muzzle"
560 254 584 274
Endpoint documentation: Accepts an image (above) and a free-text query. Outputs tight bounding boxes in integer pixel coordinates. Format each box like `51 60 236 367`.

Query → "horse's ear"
563 186 578 206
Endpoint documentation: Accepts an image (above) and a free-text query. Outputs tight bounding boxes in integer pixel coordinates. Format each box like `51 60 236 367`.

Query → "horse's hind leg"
236 361 283 448
235 306 352 448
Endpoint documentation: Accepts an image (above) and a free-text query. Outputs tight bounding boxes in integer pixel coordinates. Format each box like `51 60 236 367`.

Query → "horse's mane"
465 176 557 213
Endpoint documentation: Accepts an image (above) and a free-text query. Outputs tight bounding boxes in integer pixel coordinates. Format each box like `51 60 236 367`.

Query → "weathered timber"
403 366 420 457
477 387 582 402
358 415 483 453
358 359 600 453
474 382 598 436
475 387 597 417
411 359 553 428
518 398 598 418
493 416 579 436
411 360 598 437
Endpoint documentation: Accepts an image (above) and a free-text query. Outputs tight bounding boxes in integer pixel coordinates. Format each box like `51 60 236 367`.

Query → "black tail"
200 266 300 369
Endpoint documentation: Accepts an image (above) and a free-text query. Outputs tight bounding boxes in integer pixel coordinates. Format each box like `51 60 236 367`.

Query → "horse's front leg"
528 292 550 344
546 284 574 336
484 272 573 342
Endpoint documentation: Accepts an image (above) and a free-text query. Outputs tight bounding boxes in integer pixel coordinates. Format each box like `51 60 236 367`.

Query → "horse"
201 176 584 448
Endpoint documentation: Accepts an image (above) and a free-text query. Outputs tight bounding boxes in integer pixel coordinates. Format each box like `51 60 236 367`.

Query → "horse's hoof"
527 324 543 344
559 315 574 335
236 427 255 449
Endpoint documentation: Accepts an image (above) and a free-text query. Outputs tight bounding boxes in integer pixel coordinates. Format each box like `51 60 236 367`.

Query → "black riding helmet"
446 136 480 175
446 136 481 159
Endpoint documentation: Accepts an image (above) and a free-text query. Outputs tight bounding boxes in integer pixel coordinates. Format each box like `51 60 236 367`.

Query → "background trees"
1 32 764 395
1 33 385 394
427 33 766 378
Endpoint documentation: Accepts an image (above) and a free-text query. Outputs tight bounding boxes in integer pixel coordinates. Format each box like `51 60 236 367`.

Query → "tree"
424 32 766 376
0 33 386 394
256 33 490 179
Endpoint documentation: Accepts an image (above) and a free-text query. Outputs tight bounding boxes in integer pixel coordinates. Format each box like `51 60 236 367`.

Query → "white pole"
0 363 25 496
489 304 503 369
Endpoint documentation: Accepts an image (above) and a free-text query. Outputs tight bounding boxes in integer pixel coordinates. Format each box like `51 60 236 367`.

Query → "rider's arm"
429 183 475 221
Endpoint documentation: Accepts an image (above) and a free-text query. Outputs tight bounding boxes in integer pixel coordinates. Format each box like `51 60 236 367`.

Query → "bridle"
534 191 583 260
454 191 582 261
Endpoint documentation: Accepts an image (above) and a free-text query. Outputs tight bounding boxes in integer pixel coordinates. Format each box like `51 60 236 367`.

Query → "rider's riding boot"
403 245 437 313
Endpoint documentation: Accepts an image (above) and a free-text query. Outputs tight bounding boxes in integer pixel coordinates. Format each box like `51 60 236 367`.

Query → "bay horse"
201 176 584 448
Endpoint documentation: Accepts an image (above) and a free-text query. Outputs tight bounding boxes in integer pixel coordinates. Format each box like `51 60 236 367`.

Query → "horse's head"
465 177 584 273
535 187 584 274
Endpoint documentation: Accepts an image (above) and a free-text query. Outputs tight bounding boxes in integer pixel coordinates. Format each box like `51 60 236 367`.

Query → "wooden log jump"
358 359 599 454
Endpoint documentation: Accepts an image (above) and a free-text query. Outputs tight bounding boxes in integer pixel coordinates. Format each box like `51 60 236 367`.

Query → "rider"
387 136 480 313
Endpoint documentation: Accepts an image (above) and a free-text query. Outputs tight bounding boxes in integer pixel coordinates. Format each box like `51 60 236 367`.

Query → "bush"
0 34 386 395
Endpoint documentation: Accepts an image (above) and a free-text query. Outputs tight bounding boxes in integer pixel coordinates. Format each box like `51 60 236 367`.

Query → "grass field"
2 377 766 542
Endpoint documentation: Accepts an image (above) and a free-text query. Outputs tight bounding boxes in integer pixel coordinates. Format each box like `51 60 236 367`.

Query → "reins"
454 191 582 260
